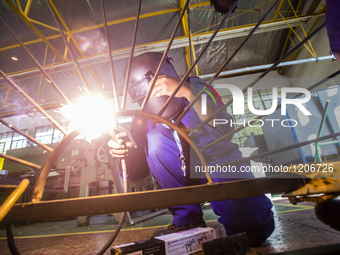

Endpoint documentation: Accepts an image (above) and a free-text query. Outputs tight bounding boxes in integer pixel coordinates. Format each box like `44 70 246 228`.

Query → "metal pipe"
0 179 29 222
218 131 340 167
100 0 121 111
199 55 335 79
121 0 143 111
0 118 53 152
2 175 306 224
175 0 280 124
192 23 326 136
140 0 191 111
96 159 129 255
315 100 330 162
317 140 340 146
203 68 340 151
0 69 67 135
0 14 71 105
44 0 91 93
157 0 241 117
0 153 41 170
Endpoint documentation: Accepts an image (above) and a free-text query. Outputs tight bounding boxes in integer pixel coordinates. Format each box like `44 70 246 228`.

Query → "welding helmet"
126 52 186 121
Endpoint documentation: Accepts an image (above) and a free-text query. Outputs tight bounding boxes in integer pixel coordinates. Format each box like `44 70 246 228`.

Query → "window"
11 132 28 149
35 125 64 145
221 88 281 147
0 130 28 153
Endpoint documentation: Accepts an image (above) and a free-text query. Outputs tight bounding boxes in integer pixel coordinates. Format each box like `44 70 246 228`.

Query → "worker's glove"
108 139 133 159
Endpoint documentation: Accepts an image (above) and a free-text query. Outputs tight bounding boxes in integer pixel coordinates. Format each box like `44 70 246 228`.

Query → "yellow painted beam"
179 0 192 72
274 0 285 20
1 12 326 81
15 0 22 13
0 5 192 52
24 0 33 15
4 0 65 61
28 18 60 32
47 0 100 88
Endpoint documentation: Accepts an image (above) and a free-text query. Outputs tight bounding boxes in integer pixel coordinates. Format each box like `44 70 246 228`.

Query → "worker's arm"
151 74 215 125
108 119 151 181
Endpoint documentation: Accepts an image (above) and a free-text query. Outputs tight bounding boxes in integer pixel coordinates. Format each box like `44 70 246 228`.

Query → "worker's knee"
246 213 275 246
146 126 173 155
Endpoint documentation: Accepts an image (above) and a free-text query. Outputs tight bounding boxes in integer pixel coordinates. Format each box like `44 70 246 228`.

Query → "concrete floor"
0 198 340 255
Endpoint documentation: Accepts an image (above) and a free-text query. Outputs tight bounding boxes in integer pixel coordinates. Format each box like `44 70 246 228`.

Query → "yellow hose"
0 179 29 222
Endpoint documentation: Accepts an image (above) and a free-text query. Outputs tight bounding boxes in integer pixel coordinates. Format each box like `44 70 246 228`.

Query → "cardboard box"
112 238 165 255
111 227 216 255
155 227 216 255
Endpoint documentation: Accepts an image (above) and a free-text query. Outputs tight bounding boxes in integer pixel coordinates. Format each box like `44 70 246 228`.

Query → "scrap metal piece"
283 161 340 197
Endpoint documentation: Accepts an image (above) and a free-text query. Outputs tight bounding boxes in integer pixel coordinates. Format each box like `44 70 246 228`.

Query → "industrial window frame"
34 125 64 145
222 88 281 146
0 130 29 153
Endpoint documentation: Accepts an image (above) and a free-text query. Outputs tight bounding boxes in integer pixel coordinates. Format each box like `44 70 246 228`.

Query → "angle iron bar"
191 23 326 136
203 68 340 151
140 0 191 112
157 0 241 117
0 118 53 152
0 69 67 135
2 176 305 224
101 0 121 111
44 0 91 93
174 0 280 125
218 131 340 167
0 14 71 105
121 0 143 111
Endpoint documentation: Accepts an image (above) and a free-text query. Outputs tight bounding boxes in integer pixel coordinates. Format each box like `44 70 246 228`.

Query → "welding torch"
112 125 137 193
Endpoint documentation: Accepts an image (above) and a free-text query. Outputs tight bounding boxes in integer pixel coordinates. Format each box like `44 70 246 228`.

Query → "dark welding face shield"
126 52 186 121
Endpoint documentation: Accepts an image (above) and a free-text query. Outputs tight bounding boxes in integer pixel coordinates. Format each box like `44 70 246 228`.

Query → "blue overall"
125 77 275 246
326 0 340 54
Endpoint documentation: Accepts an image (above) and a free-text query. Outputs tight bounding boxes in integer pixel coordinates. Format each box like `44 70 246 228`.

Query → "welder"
108 52 275 246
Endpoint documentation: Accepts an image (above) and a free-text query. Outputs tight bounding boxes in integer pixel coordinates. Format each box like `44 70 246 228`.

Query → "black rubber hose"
6 223 20 255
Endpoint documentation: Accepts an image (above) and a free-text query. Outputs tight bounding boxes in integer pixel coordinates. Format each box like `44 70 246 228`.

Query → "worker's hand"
150 74 190 100
108 139 133 159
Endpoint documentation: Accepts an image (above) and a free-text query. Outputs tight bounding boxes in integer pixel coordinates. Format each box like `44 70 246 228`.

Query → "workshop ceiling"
0 0 326 117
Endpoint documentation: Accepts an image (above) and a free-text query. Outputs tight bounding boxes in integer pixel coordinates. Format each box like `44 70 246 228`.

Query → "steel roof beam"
4 0 65 61
0 2 213 53
0 12 325 84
